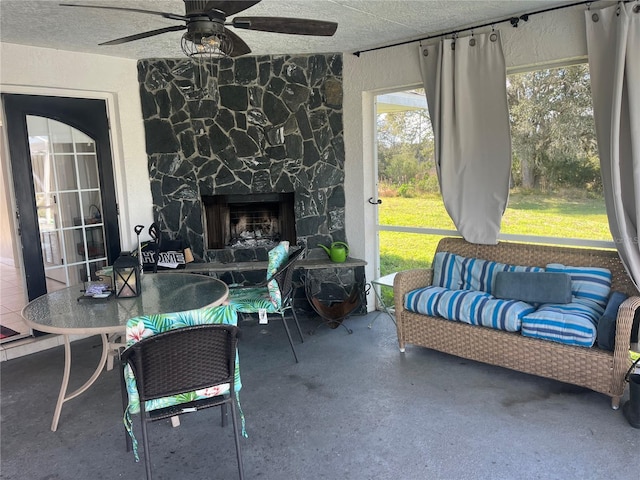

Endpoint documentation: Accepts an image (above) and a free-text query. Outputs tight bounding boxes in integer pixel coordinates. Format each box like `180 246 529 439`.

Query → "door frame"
2 93 121 301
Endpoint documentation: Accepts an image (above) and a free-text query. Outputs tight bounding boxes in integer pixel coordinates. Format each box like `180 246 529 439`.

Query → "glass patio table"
21 272 229 431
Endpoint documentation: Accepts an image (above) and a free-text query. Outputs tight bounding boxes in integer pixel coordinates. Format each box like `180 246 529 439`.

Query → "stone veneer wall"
138 54 345 262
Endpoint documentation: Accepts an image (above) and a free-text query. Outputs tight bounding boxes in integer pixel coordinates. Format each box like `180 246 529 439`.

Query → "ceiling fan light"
180 32 232 58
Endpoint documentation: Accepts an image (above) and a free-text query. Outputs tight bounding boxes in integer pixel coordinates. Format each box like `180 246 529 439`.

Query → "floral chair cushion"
123 305 244 460
229 286 279 314
266 241 289 309
229 241 289 313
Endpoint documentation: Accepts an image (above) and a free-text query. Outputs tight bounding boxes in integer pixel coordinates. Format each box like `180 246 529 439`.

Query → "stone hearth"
138 53 345 262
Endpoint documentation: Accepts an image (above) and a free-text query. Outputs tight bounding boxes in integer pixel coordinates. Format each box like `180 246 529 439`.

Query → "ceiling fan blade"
203 1 262 17
99 25 187 46
223 28 252 57
59 3 187 22
231 17 338 36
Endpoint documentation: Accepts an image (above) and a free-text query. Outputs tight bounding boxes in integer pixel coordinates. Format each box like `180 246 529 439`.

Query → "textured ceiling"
0 0 575 59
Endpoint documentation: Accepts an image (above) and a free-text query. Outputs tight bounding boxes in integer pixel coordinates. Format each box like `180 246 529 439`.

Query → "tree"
377 91 435 186
507 64 599 191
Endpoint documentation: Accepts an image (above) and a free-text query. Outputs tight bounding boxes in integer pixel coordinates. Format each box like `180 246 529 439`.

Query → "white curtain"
586 3 640 286
419 32 511 245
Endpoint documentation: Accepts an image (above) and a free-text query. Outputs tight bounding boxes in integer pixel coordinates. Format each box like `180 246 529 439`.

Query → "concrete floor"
1 311 639 480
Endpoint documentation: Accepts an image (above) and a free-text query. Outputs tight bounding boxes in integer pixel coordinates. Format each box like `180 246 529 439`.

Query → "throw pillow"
521 302 600 347
459 257 543 295
494 271 572 304
432 252 464 290
545 263 612 314
597 291 629 351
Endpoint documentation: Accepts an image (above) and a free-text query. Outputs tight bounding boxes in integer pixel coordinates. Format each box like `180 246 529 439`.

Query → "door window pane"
67 264 85 285
26 115 48 135
35 193 57 232
58 192 81 228
41 231 63 266
74 130 95 153
27 116 53 195
49 121 74 153
63 229 85 264
54 155 78 190
81 191 103 225
30 151 53 193
43 266 67 288
85 226 106 259
78 155 99 189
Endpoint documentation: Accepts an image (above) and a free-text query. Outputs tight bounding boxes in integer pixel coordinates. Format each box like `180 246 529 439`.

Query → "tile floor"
0 263 74 361
0 263 30 341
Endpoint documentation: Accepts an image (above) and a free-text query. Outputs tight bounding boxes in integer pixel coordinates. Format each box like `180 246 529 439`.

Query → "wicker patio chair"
228 245 305 362
120 307 243 480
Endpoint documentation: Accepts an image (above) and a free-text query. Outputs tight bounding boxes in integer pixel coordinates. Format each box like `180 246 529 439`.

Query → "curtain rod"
353 0 603 57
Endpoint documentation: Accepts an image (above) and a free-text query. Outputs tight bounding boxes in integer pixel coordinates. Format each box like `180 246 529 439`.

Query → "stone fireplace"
138 53 346 263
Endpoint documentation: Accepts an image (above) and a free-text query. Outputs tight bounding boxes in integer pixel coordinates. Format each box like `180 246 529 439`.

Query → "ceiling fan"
60 0 338 57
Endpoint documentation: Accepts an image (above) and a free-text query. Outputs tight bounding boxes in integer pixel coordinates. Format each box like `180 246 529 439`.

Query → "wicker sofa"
393 237 640 408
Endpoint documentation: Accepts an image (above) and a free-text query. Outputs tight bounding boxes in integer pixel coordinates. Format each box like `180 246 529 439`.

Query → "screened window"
375 63 610 284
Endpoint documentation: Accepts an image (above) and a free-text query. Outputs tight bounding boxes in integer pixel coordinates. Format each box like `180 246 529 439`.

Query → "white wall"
0 43 153 252
342 7 589 309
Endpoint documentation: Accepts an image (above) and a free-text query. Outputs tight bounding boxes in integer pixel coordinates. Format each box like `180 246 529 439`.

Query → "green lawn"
376 192 611 305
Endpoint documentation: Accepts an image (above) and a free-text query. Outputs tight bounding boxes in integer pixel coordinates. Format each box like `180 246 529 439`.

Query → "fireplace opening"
202 193 296 249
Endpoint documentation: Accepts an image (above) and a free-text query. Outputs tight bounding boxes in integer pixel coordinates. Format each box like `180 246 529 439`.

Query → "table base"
51 332 123 432
368 273 398 329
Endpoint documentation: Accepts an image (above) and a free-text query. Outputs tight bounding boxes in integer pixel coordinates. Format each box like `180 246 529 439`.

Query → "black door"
3 94 120 302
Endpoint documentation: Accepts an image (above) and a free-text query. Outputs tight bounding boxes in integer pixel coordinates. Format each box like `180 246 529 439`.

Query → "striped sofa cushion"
432 252 544 294
459 257 544 295
404 286 533 332
545 264 611 315
405 286 460 317
432 252 464 290
467 297 535 332
405 286 491 322
521 302 600 347
432 289 493 324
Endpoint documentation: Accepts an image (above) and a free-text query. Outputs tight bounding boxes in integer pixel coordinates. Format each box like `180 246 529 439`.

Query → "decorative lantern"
113 252 141 298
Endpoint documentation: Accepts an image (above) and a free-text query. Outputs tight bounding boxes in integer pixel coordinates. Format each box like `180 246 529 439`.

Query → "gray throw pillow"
494 271 572 304
597 291 629 351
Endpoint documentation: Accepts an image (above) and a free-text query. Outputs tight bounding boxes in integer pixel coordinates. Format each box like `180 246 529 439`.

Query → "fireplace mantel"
179 255 366 274
177 254 368 317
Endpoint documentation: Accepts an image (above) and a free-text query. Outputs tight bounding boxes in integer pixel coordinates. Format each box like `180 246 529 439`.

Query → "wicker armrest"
393 269 433 314
393 269 433 352
614 296 640 361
